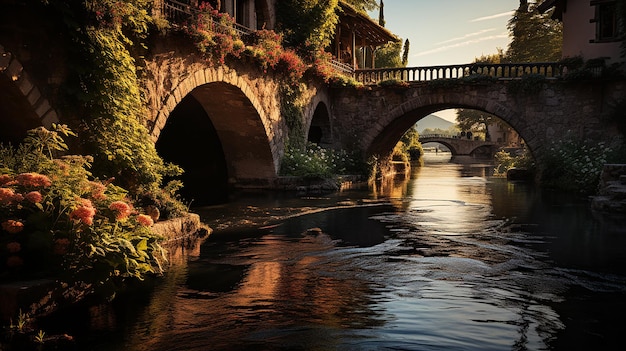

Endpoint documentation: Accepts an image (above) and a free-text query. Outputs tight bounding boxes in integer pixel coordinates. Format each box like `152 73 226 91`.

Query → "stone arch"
306 102 332 147
150 65 284 189
303 87 332 147
0 45 59 144
366 89 532 158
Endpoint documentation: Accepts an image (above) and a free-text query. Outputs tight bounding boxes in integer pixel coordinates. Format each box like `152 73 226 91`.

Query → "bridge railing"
355 62 566 85
162 0 253 40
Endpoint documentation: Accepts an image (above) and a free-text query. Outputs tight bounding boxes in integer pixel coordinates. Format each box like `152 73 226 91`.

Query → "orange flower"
109 201 132 220
0 187 15 204
70 198 96 226
89 181 107 200
24 191 43 203
16 172 52 188
6 241 21 253
0 174 12 185
2 220 24 233
136 214 154 227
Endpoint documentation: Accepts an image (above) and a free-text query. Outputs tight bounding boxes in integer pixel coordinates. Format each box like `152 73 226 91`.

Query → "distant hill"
415 114 455 134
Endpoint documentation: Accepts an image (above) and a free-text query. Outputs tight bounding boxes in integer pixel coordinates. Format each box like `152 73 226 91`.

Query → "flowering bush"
280 142 367 179
540 136 614 194
187 3 244 64
0 125 166 296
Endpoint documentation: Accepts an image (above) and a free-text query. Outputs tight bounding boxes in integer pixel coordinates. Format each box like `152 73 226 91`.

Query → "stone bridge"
418 134 498 156
1 5 624 204
327 79 624 162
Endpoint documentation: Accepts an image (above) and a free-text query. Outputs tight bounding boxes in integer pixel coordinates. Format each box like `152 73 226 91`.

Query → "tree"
375 40 403 68
343 0 378 13
455 109 496 140
276 0 340 51
505 1 562 62
378 0 385 27
473 49 504 64
401 39 410 66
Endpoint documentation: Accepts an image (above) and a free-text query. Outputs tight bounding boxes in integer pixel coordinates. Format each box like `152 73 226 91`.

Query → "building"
538 0 624 65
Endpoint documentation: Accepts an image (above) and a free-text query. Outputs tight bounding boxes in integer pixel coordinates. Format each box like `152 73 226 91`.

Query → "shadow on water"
35 153 626 351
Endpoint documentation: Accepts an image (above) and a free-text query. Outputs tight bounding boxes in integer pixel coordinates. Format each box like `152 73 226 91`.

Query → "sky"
368 0 521 122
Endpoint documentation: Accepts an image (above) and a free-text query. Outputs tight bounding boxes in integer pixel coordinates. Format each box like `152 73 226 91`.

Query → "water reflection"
41 154 626 351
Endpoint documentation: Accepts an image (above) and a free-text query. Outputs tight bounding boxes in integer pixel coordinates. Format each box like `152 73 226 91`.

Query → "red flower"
2 220 24 234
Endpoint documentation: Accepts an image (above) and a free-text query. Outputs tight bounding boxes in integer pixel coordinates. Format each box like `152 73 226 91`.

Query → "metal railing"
162 0 253 40
355 62 568 85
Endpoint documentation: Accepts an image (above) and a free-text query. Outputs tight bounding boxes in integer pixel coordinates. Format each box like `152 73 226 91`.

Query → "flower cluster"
1 126 166 290
280 142 367 179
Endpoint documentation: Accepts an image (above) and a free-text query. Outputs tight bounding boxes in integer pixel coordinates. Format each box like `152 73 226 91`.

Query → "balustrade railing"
355 62 568 85
329 60 355 75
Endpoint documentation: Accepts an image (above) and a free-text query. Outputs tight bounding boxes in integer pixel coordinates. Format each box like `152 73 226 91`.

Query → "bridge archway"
365 91 530 159
0 47 59 144
307 102 332 147
151 66 283 205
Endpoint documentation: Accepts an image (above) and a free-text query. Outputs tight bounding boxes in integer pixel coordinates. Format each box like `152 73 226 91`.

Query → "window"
591 0 621 42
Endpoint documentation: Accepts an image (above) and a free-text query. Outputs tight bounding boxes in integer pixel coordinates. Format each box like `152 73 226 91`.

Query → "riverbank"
0 214 211 323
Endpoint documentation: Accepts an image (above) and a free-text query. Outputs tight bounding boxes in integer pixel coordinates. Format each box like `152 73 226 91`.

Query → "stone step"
620 174 626 185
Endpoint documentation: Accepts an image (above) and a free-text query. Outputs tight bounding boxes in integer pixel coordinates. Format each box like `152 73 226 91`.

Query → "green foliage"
375 40 404 68
493 149 535 176
456 109 496 137
506 73 546 94
506 2 562 62
378 79 409 88
399 127 423 161
539 136 615 194
280 143 367 178
343 0 379 13
43 0 184 207
1 126 166 296
276 0 340 52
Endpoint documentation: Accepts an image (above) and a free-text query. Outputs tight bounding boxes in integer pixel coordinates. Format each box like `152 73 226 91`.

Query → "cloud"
436 28 496 45
412 33 509 58
470 11 515 22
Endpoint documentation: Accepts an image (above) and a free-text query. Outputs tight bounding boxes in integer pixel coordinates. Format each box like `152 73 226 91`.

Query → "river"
40 153 626 350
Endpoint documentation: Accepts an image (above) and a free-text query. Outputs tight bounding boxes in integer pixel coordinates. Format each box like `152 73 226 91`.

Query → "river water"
42 153 626 350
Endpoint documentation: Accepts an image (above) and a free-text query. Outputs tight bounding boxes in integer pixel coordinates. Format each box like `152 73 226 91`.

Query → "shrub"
539 136 614 194
0 126 167 298
280 143 366 179
493 149 535 176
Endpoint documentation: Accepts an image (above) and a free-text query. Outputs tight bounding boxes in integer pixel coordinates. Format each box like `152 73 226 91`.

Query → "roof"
338 2 399 46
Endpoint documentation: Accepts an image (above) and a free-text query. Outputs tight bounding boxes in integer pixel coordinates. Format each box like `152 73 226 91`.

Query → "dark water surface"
43 154 626 350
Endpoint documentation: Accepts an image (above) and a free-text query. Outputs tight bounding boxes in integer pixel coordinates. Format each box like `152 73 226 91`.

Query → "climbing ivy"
42 0 183 205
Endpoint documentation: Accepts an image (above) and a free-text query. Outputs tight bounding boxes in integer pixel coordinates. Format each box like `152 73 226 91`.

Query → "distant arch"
366 90 528 158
